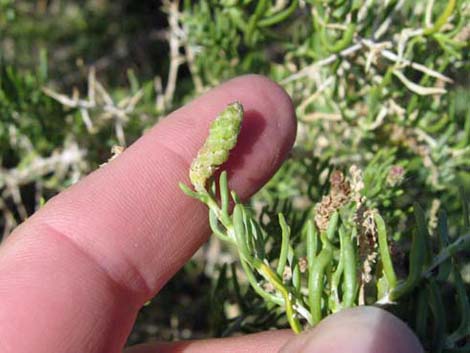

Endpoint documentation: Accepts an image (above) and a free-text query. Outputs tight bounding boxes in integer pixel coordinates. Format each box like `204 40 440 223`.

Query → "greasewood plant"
2 0 469 351
181 102 470 349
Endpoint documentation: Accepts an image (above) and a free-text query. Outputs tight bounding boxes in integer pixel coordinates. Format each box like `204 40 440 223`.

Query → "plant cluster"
1 0 469 351
181 102 469 351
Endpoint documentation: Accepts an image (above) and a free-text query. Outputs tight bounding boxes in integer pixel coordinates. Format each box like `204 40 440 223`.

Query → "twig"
44 71 144 145
424 233 470 278
393 70 447 96
281 43 362 84
161 0 186 109
0 143 85 189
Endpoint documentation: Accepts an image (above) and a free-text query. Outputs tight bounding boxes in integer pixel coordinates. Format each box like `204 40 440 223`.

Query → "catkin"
190 101 244 192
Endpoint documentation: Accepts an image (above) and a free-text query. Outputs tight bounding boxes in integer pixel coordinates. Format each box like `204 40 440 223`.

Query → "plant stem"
424 233 470 278
374 212 398 290
255 259 303 333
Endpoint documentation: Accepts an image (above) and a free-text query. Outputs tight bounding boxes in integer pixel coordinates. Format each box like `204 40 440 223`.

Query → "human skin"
0 75 422 353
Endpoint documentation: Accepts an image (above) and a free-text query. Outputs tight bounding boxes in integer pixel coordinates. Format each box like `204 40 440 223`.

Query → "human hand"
0 75 422 353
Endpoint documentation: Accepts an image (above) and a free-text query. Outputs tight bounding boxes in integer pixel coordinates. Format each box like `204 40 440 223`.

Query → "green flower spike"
189 101 244 192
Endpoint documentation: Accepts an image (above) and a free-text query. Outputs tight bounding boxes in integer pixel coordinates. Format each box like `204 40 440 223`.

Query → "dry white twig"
393 70 447 96
0 143 86 236
282 14 453 87
0 143 85 190
43 70 144 145
160 0 186 110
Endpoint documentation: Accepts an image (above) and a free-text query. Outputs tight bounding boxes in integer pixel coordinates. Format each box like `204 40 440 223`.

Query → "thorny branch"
43 68 144 146
0 142 85 237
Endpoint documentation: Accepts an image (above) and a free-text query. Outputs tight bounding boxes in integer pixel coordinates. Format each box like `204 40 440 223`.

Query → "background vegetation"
1 0 469 351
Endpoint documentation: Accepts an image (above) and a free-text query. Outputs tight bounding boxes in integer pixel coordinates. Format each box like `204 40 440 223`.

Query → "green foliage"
181 102 470 350
1 0 469 351
0 63 63 156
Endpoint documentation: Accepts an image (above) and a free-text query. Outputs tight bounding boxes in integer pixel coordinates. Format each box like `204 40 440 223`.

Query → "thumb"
279 307 423 353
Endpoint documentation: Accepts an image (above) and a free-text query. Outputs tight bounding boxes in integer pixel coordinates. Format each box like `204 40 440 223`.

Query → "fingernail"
279 306 423 353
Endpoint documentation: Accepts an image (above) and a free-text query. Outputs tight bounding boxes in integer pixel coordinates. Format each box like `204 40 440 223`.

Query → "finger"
125 330 294 353
279 307 423 353
0 75 296 353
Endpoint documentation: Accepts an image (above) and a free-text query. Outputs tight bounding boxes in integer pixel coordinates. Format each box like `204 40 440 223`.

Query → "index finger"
0 75 297 353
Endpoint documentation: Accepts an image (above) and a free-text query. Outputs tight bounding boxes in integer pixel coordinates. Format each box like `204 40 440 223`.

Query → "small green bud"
190 101 244 192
